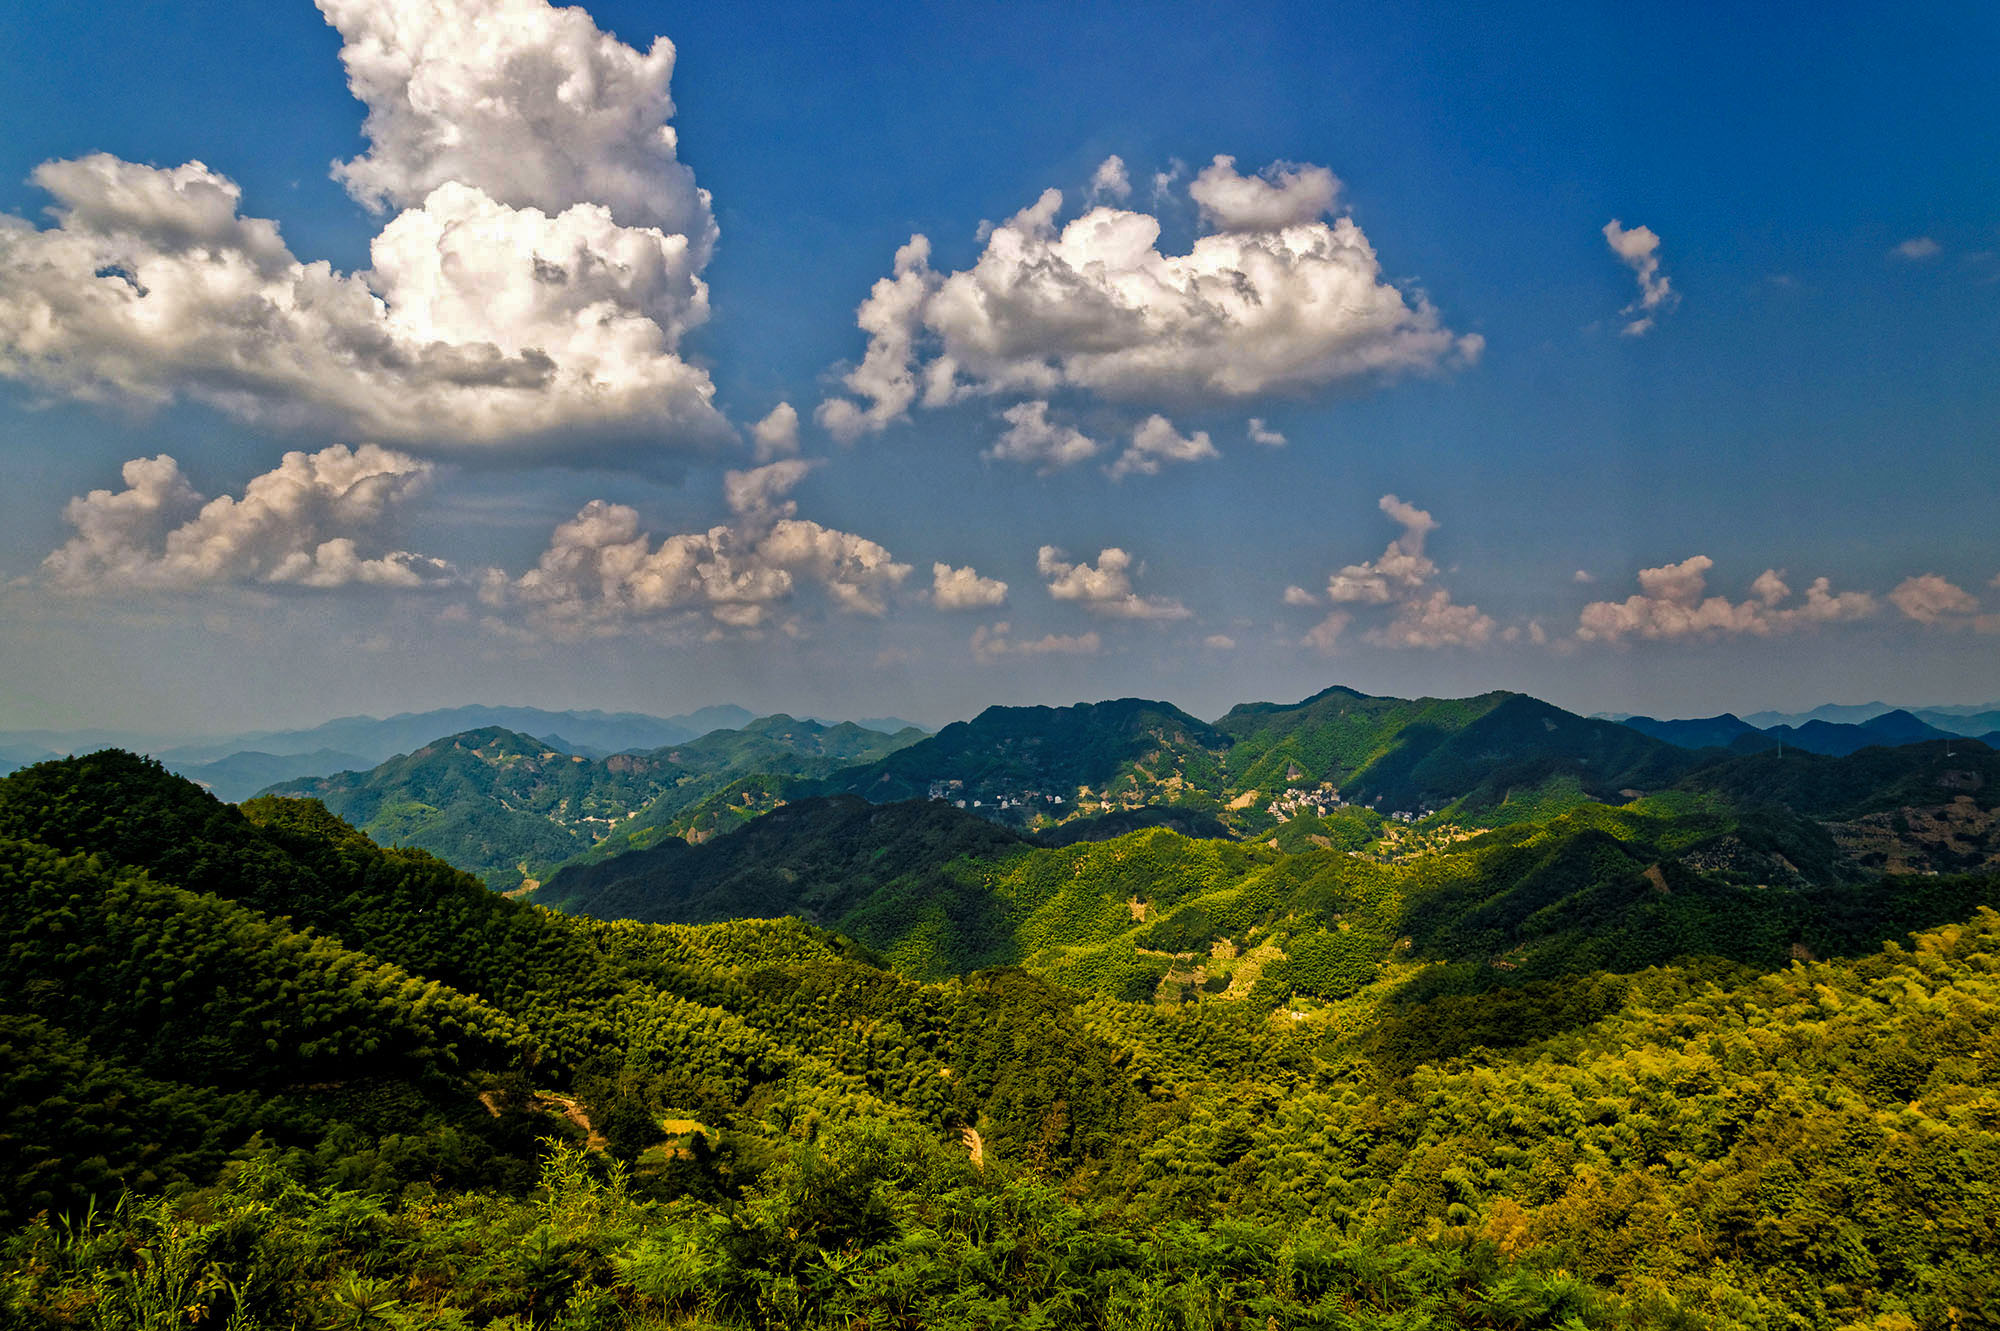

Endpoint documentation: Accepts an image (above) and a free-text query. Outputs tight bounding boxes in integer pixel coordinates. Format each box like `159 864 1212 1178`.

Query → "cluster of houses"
1265 782 1348 822
928 778 1066 813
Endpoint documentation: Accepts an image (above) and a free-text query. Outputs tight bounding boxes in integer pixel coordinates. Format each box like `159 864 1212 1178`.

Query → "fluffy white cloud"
1603 219 1676 336
1037 546 1191 620
0 0 728 456
1892 237 1941 261
971 621 1100 662
816 237 937 443
750 402 801 461
1890 574 1998 631
1088 155 1132 203
1325 494 1439 605
932 562 1009 610
819 159 1475 435
498 460 912 635
319 0 712 242
1372 588 1495 649
1105 414 1218 480
42 444 452 592
1203 633 1236 649
1297 494 1493 650
1188 155 1340 231
1577 556 1876 642
1247 417 1286 447
984 400 1100 470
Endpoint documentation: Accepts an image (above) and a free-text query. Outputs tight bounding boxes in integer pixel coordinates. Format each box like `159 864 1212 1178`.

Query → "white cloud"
1892 236 1941 261
1105 414 1218 480
1603 219 1677 336
498 460 912 636
319 0 712 241
1324 494 1439 605
42 445 452 592
1295 494 1493 649
1088 155 1132 203
1037 546 1191 620
971 621 1100 662
818 160 1474 434
1371 588 1495 649
1573 569 1594 584
1247 417 1286 447
1889 574 1998 631
815 236 937 443
1577 556 1876 642
1188 155 1340 231
1302 611 1351 654
932 562 1008 610
0 0 729 457
750 402 801 461
1203 633 1236 649
985 399 1100 470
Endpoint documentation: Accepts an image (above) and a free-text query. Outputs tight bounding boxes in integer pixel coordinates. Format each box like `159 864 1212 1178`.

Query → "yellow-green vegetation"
3 748 1998 1327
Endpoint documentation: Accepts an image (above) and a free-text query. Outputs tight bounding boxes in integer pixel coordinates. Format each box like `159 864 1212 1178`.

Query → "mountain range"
4 686 1998 1325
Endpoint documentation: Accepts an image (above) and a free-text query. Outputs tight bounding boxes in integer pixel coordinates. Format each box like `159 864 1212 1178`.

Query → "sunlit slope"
262 716 926 887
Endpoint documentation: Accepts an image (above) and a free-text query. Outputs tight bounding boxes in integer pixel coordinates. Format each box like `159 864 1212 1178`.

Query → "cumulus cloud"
932 562 1008 610
42 444 452 593
0 0 728 457
1247 417 1286 447
1325 494 1439 605
319 0 712 241
984 399 1100 470
750 402 801 461
1189 155 1340 231
1889 574 1998 631
818 158 1474 436
497 460 912 636
1603 219 1676 336
1297 494 1493 650
1577 556 1876 642
1105 414 1218 480
815 236 937 443
1037 546 1191 620
1088 155 1132 203
971 621 1100 662
1892 236 1941 261
1203 633 1236 649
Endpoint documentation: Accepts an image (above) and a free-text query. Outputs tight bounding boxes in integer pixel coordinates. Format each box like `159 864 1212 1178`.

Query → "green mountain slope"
5 744 2000 1326
818 697 1229 818
817 688 1697 838
262 717 927 887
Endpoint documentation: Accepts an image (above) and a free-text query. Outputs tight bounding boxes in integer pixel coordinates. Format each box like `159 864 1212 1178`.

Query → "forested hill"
263 716 926 889
6 747 2000 1327
817 697 1228 811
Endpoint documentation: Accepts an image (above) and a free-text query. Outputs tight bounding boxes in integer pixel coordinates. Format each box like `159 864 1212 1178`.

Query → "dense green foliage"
4 742 1999 1328
263 717 925 889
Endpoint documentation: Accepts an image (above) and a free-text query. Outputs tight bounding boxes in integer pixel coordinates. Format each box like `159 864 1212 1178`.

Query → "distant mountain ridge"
1621 708 1961 757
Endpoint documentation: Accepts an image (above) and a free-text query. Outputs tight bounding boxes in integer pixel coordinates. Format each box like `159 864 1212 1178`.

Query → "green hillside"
6 746 1999 1327
819 697 1230 819
547 783 2000 1018
263 717 926 888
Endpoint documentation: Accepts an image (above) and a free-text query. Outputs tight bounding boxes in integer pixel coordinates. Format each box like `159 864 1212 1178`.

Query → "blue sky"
0 0 1994 735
